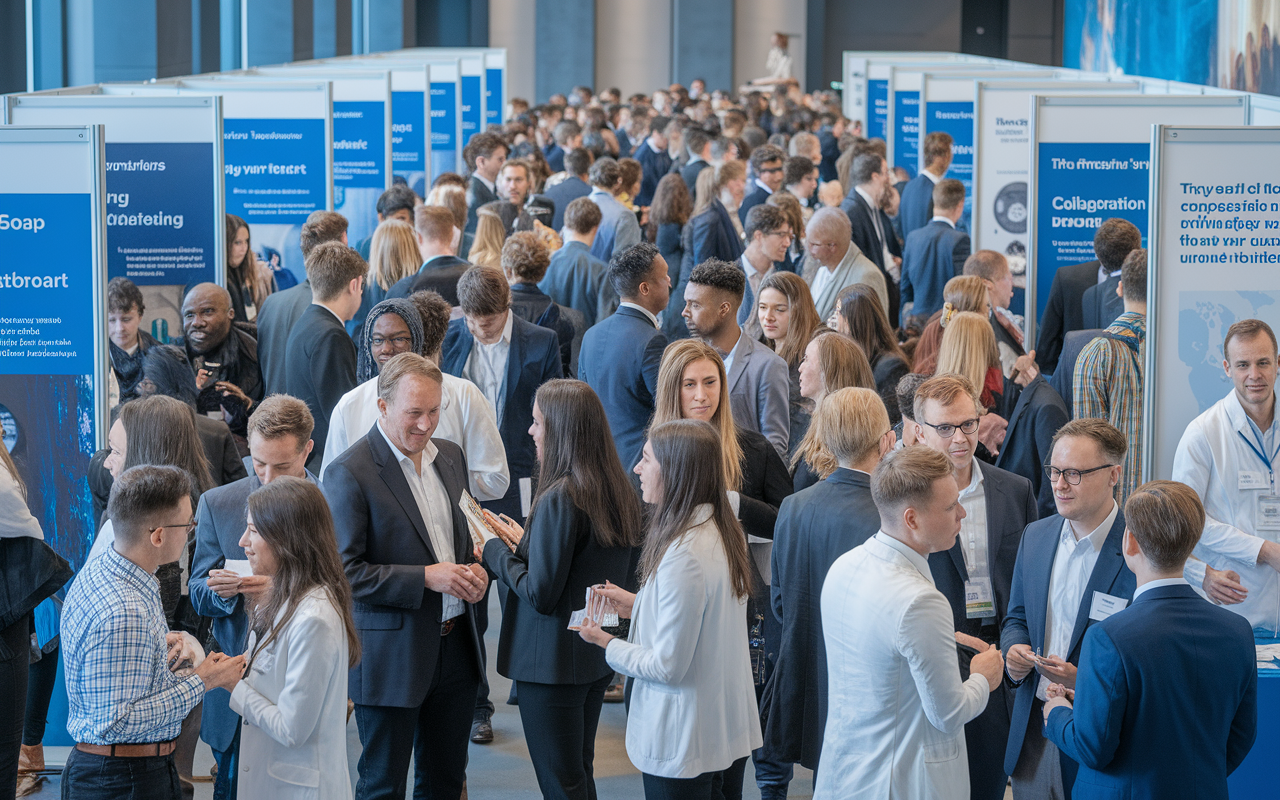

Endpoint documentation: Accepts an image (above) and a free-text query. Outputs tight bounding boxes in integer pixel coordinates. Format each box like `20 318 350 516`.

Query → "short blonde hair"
812 387 889 465
377 352 443 404
870 446 954 517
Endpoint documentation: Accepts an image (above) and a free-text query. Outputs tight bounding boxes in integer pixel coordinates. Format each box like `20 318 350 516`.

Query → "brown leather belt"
440 618 456 636
76 741 176 758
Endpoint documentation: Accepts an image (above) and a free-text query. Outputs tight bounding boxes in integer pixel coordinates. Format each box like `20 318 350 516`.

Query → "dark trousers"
515 675 612 800
966 682 1013 800
24 645 58 746
211 726 239 800
61 748 181 800
354 630 480 800
477 493 526 718
642 757 750 800
1 613 30 797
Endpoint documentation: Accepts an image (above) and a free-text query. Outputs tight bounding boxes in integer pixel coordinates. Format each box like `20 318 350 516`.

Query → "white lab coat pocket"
922 737 959 763
268 761 320 788
632 684 688 763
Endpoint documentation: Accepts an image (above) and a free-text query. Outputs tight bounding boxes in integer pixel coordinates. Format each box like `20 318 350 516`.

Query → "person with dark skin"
177 283 263 436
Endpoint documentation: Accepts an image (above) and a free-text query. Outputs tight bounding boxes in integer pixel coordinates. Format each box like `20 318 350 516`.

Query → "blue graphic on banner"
869 79 889 140
925 101 975 228
486 68 503 126
893 91 920 178
462 74 481 145
0 193 95 376
1034 142 1150 318
333 101 385 189
223 118 326 224
392 90 426 174
103 142 216 286
431 81 458 183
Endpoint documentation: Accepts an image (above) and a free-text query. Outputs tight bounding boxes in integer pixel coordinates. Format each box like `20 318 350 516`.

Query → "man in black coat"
323 354 488 800
464 131 508 234
764 388 893 779
633 116 674 207
387 206 469 306
915 374 1038 800
995 374 1070 519
283 242 366 471
840 152 902 325
544 147 594 231
175 284 263 436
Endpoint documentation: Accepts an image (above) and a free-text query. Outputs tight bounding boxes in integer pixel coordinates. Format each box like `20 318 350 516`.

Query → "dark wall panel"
672 0 733 90
536 0 595 101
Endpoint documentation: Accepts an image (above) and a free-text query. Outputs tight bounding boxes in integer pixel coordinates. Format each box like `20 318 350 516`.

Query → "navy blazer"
1050 329 1104 419
995 375 1070 519
544 143 566 174
738 183 772 224
1045 583 1256 800
1000 510 1135 787
840 188 902 325
817 128 841 182
284 304 357 471
763 468 881 770
897 172 937 240
386 255 470 307
900 219 971 324
255 278 313 396
466 175 500 234
681 159 711 195
578 306 667 471
689 199 745 271
325 429 483 708
545 175 592 231
441 314 563 503
1082 273 1123 331
634 141 673 207
540 240 618 329
1036 260 1100 375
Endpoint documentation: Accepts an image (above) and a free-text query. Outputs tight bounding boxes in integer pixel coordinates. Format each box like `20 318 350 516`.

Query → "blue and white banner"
333 100 385 246
486 67 503 126
892 90 920 178
430 80 458 184
922 101 975 226
392 89 427 195
461 74 481 145
869 79 890 142
223 118 327 224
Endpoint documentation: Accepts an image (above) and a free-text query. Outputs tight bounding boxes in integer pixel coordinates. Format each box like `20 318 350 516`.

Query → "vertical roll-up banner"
841 52 971 139
459 55 485 146
3 94 223 340
1145 126 1280 488
485 50 507 127
1027 94 1249 343
427 60 463 181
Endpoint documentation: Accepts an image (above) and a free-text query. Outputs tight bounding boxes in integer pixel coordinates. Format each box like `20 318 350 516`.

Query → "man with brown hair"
387 205 468 306
106 276 160 403
541 197 617 327
899 130 954 239
284 241 366 469
501 232 574 374
464 131 508 233
900 178 971 329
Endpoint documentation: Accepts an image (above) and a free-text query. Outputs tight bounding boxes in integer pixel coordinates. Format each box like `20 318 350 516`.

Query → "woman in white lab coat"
227 476 360 799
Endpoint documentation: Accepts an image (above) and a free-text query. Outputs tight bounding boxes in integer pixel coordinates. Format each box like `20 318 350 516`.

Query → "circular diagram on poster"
994 182 1028 234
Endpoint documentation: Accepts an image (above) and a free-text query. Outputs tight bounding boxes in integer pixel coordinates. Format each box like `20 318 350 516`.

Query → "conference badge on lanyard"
1239 430 1280 531
965 578 996 619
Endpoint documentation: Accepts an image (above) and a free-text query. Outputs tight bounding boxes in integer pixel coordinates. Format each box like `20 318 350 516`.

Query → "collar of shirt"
874 531 935 585
647 138 664 154
315 302 345 325
741 253 772 280
722 329 748 375
1132 576 1190 602
923 169 943 184
930 215 956 228
754 178 773 195
475 174 496 194
619 301 659 328
479 308 514 348
1061 499 1118 551
687 156 706 167
376 419 440 472
959 457 985 499
1096 264 1110 284
854 185 878 211
423 253 453 267
105 545 160 594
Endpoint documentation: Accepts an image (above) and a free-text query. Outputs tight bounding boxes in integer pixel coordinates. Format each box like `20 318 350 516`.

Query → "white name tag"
1258 495 1280 531
965 578 996 619
1239 471 1270 491
1089 591 1127 622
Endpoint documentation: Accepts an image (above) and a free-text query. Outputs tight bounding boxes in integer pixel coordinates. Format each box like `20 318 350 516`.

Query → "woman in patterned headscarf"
355 298 424 384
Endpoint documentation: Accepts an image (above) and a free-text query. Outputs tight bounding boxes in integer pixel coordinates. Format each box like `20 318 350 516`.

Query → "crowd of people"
0 71 1269 800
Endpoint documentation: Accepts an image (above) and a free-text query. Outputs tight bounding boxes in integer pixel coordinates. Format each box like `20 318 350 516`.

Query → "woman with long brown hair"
478 379 642 800
833 283 910 425
756 272 825 456
579 420 761 797
648 174 694 341
224 214 275 322
228 476 359 798
668 164 747 341
791 331 877 491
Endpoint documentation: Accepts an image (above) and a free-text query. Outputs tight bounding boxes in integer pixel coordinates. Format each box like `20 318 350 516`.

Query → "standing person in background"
767 191 807 274
467 207 509 269
756 272 825 457
898 132 953 241
839 153 902 324
228 477 361 799
900 179 971 331
646 175 693 340
802 207 886 321
587 158 643 265
541 197 618 329
686 164 747 291
355 184 418 260
479 380 643 800
545 148 594 231
425 181 473 260
964 250 1026 377
738 205 793 339
833 283 910 425
465 132 509 234
223 215 275 324
351 219 422 340
739 144 786 223
177 283 263 437
911 276 991 375
677 128 714 194
107 277 161 405
502 233 575 375
387 206 470 307
634 116 674 207
790 331 877 492
578 420 763 798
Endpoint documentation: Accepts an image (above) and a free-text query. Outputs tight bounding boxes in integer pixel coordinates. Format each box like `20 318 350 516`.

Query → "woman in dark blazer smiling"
479 379 643 800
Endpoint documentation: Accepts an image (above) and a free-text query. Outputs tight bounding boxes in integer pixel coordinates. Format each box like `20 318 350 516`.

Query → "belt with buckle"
76 740 176 758
440 618 456 636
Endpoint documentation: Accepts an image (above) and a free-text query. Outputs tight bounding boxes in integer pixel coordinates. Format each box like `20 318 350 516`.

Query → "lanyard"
1238 429 1280 494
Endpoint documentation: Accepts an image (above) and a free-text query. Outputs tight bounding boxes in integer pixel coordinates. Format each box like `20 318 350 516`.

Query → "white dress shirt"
721 329 747 379
376 422 463 621
957 460 989 582
1038 501 1118 700
320 373 510 501
810 262 837 306
474 173 496 195
1131 576 1190 602
753 178 773 196
922 168 943 185
618 301 659 329
929 215 956 228
464 310 513 424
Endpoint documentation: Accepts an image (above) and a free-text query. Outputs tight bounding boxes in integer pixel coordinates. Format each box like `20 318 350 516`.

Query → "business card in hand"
223 559 253 578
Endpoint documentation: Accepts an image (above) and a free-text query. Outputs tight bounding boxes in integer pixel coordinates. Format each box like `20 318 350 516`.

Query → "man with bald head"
803 207 888 320
177 282 263 435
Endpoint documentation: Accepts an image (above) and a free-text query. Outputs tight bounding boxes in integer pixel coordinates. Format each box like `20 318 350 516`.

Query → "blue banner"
431 81 458 182
486 67 503 127
103 143 216 287
1034 142 1150 317
461 74 481 145
0 193 95 376
869 79 889 140
223 118 326 224
893 90 920 178
925 101 975 228
391 90 426 175
333 101 385 189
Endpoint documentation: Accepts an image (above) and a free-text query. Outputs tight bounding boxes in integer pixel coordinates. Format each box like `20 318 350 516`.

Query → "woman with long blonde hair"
367 219 421 294
936 310 1007 412
467 206 508 268
912 275 991 374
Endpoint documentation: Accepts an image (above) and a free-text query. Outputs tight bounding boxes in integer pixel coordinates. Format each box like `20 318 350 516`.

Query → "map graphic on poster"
1178 291 1280 414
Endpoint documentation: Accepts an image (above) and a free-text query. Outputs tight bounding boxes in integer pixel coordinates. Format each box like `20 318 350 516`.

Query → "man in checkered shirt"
60 465 246 799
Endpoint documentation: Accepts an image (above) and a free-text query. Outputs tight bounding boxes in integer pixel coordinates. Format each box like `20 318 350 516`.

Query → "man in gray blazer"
188 395 319 800
682 258 790 459
803 208 887 322
323 353 488 800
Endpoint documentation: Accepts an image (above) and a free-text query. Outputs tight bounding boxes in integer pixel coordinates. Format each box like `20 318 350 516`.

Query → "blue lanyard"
1238 429 1280 473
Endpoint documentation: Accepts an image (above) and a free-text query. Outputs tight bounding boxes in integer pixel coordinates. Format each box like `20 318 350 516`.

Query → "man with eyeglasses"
739 204 793 340
912 373 1037 800
739 144 787 224
1000 418 1135 800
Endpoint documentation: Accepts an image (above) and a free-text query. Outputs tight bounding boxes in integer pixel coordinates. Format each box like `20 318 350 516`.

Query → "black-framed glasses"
759 165 784 174
149 517 197 535
1043 464 1116 485
920 418 979 438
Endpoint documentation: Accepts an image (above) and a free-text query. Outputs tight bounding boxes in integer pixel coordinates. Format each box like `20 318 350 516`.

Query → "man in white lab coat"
815 446 1004 800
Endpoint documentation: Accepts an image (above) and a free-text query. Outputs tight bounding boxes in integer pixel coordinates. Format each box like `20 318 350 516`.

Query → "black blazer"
387 255 471 307
324 428 483 708
1050 328 1104 419
634 142 673 207
738 183 771 224
763 468 880 769
578 306 667 471
482 483 632 685
737 427 793 541
1082 273 1123 330
840 187 902 325
283 304 358 470
873 353 910 427
1036 260 1100 375
466 175 500 234
995 375 1070 519
928 460 1037 639
680 159 711 195
255 278 313 396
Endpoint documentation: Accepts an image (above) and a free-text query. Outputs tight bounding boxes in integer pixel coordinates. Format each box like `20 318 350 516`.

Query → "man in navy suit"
387 206 469 306
541 197 618 329
900 178 971 329
1001 418 1136 799
739 144 786 223
915 373 1039 800
840 152 902 325
578 242 670 471
633 116 674 207
898 131 953 241
677 127 714 195
816 112 845 183
544 119 582 174
1043 481 1256 800
189 395 319 800
463 131 508 234
544 147 594 231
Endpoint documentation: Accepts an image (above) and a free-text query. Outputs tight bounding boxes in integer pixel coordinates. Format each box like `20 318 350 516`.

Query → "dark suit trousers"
475 495 527 715
0 614 29 795
642 756 750 800
516 674 613 800
967 683 1013 800
354 629 480 800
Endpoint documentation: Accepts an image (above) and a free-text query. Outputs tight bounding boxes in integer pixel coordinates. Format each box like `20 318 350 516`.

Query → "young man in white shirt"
739 205 792 341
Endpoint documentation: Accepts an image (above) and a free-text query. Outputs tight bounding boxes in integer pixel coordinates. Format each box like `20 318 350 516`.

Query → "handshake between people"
956 632 1005 693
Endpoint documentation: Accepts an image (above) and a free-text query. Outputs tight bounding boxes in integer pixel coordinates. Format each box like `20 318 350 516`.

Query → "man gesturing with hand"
326 352 489 800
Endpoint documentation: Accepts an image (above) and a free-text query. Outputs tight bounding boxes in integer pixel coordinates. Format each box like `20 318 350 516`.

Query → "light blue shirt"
874 531 935 586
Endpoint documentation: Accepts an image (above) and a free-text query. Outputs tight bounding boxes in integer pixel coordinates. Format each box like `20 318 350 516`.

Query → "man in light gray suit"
803 207 887 322
683 258 791 459
188 395 320 800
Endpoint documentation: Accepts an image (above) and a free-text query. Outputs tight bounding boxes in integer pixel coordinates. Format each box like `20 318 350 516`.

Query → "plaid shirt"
1073 311 1146 506
61 546 203 745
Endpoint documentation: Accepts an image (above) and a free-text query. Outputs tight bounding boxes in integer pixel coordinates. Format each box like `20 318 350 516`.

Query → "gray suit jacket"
804 241 887 321
726 331 791 460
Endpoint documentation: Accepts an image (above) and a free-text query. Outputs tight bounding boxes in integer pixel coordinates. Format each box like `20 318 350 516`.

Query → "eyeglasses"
371 335 414 348
759 166 784 174
920 418 979 438
1043 464 1116 485
149 517 197 535
767 230 796 242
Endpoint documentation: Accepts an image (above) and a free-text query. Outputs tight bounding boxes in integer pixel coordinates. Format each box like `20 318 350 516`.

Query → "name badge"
1239 471 1270 491
1089 591 1127 622
965 578 996 619
1258 495 1280 531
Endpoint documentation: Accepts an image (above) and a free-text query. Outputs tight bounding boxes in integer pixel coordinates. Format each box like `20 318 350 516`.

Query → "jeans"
515 675 612 800
1 614 31 797
211 726 239 800
24 644 58 746
61 748 181 800
642 757 750 800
